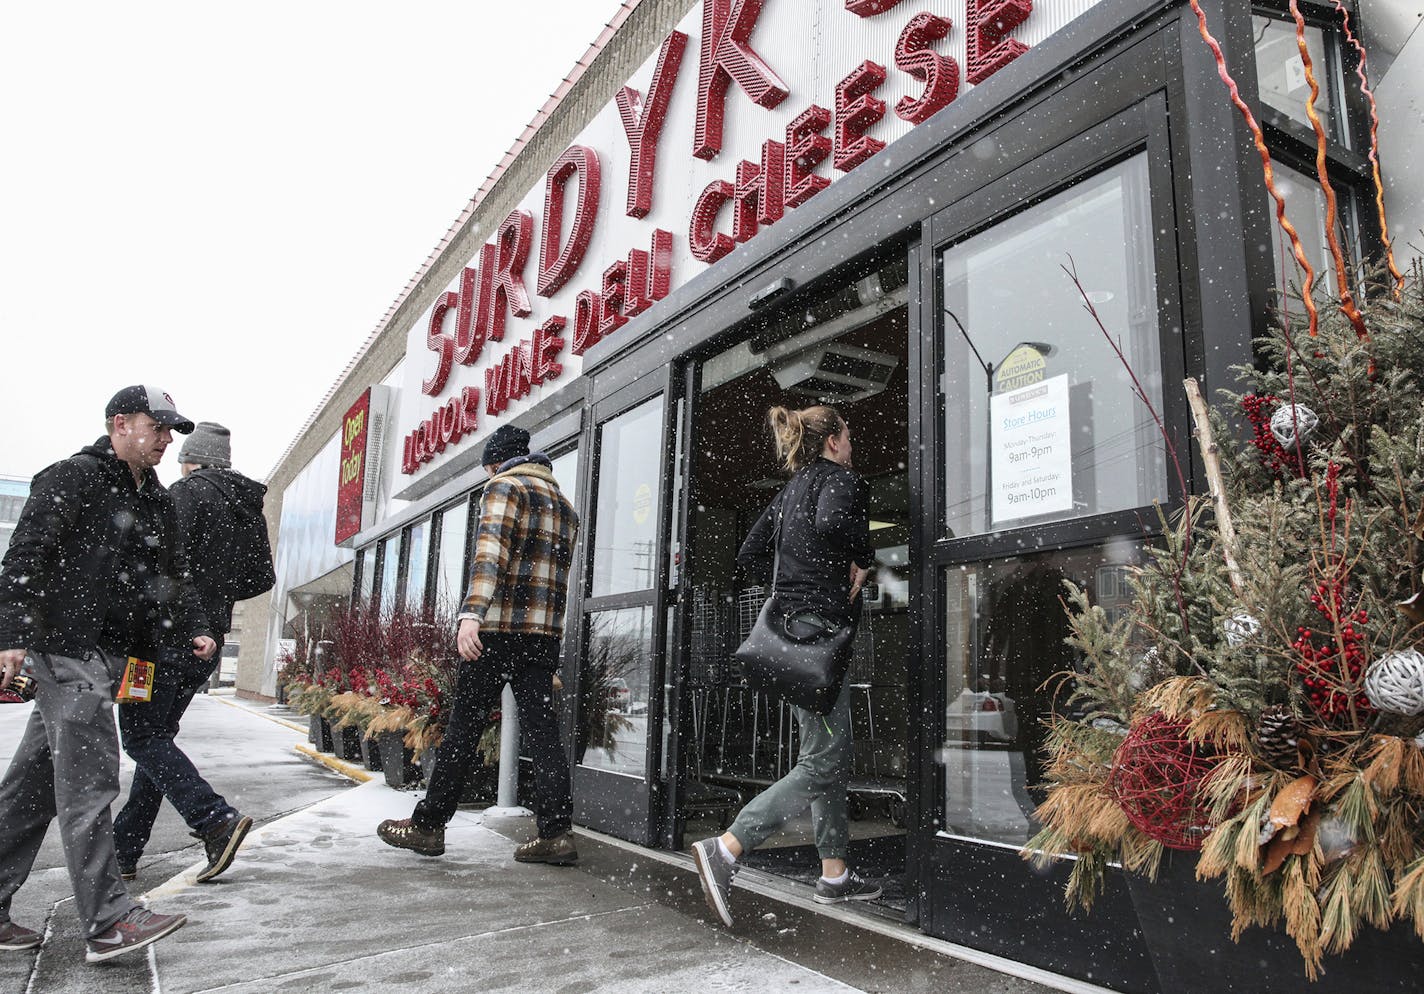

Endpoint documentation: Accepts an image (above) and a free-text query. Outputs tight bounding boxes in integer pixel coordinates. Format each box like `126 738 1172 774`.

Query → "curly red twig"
1290 1 1369 340
1187 0 1320 337
1331 0 1404 301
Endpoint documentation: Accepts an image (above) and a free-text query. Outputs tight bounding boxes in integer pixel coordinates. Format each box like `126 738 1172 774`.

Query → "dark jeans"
114 649 235 863
413 633 571 839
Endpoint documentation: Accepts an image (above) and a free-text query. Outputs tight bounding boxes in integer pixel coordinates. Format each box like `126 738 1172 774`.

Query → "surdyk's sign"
395 1 1089 482
990 373 1073 523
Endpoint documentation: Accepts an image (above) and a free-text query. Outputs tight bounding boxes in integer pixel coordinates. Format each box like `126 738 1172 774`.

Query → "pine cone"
1256 705 1300 769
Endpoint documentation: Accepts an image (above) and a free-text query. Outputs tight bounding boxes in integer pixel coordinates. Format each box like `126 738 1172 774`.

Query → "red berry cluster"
1241 393 1305 478
1292 578 1373 723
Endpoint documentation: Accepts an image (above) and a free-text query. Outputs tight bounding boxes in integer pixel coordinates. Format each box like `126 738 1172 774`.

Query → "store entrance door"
569 368 684 846
668 254 916 914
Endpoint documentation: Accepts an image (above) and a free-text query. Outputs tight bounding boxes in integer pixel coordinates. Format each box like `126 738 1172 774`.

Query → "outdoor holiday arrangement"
1026 2 1420 979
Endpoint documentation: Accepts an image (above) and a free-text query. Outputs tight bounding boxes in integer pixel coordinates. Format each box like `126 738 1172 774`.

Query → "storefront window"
578 605 653 777
1267 161 1359 298
940 156 1166 539
590 398 663 597
1253 13 1343 144
377 533 399 613
404 519 429 612
940 543 1141 846
357 546 375 608
432 499 471 615
551 449 580 502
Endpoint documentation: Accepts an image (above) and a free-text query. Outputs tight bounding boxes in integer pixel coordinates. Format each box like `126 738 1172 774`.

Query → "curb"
294 743 374 783
207 693 308 734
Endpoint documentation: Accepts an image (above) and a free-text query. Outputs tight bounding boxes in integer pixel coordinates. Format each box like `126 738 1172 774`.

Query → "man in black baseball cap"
0 384 211 962
105 384 196 434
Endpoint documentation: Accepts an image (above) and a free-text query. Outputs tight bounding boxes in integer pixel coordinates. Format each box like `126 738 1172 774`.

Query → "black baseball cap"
105 385 196 434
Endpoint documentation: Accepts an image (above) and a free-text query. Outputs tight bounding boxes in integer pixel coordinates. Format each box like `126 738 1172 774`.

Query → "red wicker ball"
1108 712 1226 851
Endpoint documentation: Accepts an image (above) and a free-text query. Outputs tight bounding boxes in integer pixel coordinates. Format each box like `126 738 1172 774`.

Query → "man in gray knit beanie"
113 420 273 886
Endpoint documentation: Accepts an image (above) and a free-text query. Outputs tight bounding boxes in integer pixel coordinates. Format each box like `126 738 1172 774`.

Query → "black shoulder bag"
733 497 855 715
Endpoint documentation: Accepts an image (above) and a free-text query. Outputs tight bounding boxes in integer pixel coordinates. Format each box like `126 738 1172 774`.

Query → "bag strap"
770 498 782 593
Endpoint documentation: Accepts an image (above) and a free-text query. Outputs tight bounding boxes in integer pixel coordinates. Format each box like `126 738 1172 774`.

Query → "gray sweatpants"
727 678 853 860
0 649 134 937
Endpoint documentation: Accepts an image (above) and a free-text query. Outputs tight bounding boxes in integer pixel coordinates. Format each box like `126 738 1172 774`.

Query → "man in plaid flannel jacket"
378 424 581 864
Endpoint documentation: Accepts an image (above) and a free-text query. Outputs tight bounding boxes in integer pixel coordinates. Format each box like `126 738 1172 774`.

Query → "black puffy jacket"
736 458 874 625
169 467 271 636
0 438 212 659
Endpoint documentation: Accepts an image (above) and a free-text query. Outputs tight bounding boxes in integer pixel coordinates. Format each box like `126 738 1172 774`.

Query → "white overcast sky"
0 1 627 486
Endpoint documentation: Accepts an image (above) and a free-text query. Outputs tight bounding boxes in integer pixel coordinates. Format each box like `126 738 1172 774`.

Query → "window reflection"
432 500 470 614
591 398 664 597
357 546 375 608
940 156 1165 539
578 606 654 778
404 520 429 611
940 544 1141 845
377 534 399 612
1253 14 1343 143
1266 161 1358 299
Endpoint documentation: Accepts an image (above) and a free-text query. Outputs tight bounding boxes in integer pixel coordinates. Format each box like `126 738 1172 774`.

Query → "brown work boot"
377 818 445 856
513 832 578 866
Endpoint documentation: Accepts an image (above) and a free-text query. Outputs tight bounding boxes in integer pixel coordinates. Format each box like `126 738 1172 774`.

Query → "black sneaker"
195 813 253 883
690 837 738 927
377 818 445 856
84 907 186 963
814 869 882 904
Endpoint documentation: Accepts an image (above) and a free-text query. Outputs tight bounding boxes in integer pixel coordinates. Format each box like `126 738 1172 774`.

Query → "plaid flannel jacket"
460 459 579 636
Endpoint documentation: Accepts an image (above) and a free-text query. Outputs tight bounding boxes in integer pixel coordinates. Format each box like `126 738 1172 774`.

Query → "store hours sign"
990 373 1073 524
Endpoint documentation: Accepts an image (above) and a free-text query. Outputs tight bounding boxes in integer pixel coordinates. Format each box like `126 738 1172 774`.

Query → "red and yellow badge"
117 657 156 703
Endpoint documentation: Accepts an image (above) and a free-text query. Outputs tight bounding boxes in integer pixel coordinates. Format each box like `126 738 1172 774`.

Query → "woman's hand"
849 564 870 601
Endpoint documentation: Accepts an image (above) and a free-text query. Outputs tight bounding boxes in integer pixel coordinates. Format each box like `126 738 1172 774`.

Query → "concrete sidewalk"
0 692 1077 993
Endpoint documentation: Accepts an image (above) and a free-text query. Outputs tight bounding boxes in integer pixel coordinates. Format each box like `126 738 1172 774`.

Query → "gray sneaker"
691 838 738 927
814 869 882 904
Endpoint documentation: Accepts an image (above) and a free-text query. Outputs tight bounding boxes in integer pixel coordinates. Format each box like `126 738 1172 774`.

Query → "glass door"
570 367 682 845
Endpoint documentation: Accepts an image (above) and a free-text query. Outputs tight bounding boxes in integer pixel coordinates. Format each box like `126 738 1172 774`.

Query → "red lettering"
430 412 447 454
538 147 601 297
617 30 688 218
835 61 887 172
484 361 509 417
733 139 785 243
533 317 566 382
845 0 903 14
422 290 457 395
481 210 533 344
966 0 1032 86
453 253 494 366
895 13 959 124
694 0 788 160
460 386 481 435
420 419 437 461
442 397 461 445
505 343 534 403
784 105 832 209
690 179 735 263
623 229 674 318
403 433 419 475
571 289 602 356
600 261 629 338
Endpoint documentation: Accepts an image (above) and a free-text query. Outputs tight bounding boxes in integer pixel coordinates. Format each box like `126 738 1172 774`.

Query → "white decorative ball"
1223 611 1261 647
1269 403 1319 449
1364 649 1424 717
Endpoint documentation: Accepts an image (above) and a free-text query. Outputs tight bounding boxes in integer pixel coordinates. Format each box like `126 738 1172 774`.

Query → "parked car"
607 677 631 712
944 688 1019 744
218 642 239 686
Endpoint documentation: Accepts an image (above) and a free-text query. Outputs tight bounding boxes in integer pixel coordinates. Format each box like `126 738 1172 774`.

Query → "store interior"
676 257 913 913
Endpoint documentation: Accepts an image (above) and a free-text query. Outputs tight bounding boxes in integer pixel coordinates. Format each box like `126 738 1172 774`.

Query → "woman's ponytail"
768 404 843 473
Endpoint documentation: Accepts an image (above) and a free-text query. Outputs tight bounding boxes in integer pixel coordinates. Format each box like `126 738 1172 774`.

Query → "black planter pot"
331 723 363 763
1125 849 1419 993
379 731 422 790
359 734 382 772
309 714 334 753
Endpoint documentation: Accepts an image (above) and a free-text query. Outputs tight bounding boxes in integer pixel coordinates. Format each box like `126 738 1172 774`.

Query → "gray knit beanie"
179 421 232 468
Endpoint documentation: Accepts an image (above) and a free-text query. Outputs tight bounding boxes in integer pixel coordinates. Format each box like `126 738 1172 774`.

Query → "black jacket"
737 458 874 624
169 467 270 636
0 438 212 659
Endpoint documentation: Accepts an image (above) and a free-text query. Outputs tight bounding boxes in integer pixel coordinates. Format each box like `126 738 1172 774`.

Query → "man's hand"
192 636 217 661
457 618 484 662
0 648 26 690
849 564 870 602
